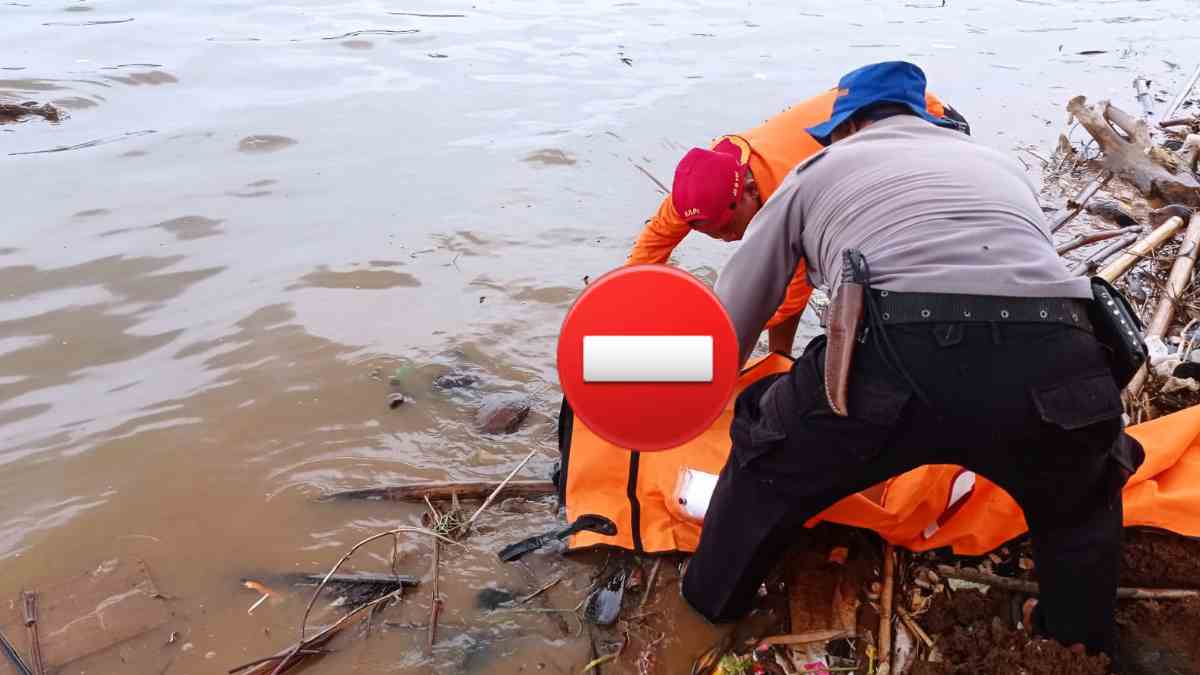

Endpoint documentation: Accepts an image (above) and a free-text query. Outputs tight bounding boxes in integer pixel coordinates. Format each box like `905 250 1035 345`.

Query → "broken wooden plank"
317 480 556 503
1 559 170 670
787 549 857 637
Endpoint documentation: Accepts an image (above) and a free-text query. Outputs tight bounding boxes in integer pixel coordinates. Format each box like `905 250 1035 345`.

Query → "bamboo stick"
936 565 1199 600
877 543 896 675
1125 212 1200 395
1097 216 1186 282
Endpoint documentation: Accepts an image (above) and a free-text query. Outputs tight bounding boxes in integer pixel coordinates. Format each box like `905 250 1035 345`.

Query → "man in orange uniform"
626 90 967 354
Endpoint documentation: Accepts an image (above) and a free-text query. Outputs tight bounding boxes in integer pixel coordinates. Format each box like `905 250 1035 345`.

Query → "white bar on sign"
582 335 713 382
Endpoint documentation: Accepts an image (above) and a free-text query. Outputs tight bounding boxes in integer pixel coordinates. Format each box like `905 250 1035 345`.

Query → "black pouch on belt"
1088 276 1149 388
824 249 869 416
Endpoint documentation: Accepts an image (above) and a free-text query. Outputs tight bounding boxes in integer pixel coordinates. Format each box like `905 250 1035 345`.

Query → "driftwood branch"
317 480 556 503
1051 170 1113 233
936 565 1199 600
1056 225 1142 255
1070 232 1140 276
290 573 419 588
1068 96 1200 206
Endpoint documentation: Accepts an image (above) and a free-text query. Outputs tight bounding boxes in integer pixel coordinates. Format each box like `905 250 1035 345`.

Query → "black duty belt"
870 290 1093 333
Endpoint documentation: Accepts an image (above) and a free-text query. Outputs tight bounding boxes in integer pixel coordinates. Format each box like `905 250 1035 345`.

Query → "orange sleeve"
764 258 814 328
625 193 690 265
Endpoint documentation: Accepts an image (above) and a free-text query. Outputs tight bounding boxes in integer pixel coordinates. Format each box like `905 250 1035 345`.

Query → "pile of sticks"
1054 76 1200 416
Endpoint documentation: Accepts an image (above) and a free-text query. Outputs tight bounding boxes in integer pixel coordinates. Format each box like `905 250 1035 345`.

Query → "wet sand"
2 0 1198 672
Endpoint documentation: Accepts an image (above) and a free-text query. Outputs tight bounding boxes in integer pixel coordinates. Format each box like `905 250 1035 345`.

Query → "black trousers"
682 321 1144 658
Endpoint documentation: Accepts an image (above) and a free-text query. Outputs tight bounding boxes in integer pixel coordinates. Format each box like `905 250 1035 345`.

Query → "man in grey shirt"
681 62 1141 662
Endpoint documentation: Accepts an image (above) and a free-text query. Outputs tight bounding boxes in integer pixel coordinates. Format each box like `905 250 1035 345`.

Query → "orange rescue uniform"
626 90 946 328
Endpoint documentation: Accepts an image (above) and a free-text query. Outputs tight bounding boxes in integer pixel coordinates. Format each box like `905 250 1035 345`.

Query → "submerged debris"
475 393 531 433
0 101 62 123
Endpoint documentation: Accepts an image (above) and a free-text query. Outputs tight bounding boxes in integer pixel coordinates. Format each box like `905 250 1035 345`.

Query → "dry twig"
459 447 541 535
936 565 1199 599
638 558 663 610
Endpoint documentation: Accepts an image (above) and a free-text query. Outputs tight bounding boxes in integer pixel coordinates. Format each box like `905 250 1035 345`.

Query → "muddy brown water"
2 1 1199 673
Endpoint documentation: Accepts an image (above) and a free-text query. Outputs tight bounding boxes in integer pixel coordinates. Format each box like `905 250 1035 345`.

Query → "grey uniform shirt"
716 115 1092 365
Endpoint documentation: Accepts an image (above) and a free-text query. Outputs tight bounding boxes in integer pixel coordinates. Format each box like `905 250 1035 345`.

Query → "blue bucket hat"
806 61 953 146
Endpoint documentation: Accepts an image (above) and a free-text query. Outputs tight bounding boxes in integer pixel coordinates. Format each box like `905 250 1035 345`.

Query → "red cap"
671 138 748 228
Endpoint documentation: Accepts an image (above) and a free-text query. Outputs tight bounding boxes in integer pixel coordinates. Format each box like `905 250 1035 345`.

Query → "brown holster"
824 250 869 416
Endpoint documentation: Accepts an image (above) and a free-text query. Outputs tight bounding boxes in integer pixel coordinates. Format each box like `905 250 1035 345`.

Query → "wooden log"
936 565 1200 599
1068 96 1200 206
288 573 419 588
1126 211 1200 395
1056 225 1142 255
1050 170 1113 233
1096 216 1186 282
317 480 556 503
1159 117 1198 129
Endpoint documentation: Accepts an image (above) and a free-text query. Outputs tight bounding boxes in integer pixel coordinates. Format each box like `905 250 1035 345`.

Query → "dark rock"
1085 197 1138 227
582 567 627 626
475 394 531 434
475 587 515 610
433 371 480 390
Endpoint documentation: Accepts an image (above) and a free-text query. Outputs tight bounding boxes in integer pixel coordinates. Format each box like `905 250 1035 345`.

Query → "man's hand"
767 313 802 356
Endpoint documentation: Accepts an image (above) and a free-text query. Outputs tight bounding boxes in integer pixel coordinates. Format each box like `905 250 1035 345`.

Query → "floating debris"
0 101 62 123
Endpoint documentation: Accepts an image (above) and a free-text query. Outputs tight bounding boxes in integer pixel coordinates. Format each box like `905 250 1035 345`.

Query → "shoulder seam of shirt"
793 148 829 174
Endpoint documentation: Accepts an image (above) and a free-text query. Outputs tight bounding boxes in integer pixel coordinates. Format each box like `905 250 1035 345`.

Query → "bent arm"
626 194 690 265
715 176 808 366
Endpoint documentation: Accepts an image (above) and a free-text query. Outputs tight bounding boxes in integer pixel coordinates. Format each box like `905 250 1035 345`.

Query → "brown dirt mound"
1116 597 1200 675
915 590 1110 675
1120 529 1200 590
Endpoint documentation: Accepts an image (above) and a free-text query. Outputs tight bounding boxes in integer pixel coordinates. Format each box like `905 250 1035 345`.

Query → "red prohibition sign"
556 265 739 451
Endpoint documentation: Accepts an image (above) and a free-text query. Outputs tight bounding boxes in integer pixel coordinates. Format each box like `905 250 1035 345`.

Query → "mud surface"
1117 598 1200 675
1121 529 1200 590
4 0 1200 673
917 590 1110 675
